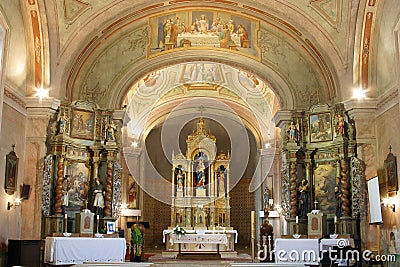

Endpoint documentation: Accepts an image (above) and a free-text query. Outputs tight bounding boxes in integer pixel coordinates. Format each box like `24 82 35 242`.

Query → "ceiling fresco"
28 0 366 111
122 61 279 144
147 9 260 59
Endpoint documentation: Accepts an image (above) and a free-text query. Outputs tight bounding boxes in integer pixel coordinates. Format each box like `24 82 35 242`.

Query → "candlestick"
334 216 338 234
64 214 68 233
96 215 100 233
251 211 255 261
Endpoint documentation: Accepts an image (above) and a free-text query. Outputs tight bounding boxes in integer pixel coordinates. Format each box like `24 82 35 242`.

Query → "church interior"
1 0 400 266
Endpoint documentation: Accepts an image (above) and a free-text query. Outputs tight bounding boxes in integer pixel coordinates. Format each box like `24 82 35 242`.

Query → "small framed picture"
309 112 333 143
106 221 116 234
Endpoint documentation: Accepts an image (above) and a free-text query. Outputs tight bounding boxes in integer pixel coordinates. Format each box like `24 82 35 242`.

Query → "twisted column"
104 161 113 217
289 162 298 217
55 157 65 214
340 159 351 217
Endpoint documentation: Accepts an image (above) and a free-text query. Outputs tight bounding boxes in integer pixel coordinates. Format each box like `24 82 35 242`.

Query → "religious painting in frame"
66 162 90 208
385 148 398 193
313 164 336 215
107 221 116 234
309 112 333 142
70 108 95 140
4 145 18 194
147 9 261 60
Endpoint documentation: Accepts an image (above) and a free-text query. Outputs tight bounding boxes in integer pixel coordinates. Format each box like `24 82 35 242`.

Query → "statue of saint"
218 170 225 196
61 175 71 215
289 121 298 141
196 158 206 188
93 178 105 217
176 169 184 189
263 186 271 210
336 114 346 136
298 179 309 218
106 120 117 142
58 112 68 134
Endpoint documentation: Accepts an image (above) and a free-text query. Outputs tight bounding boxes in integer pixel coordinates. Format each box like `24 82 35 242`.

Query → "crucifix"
314 200 318 210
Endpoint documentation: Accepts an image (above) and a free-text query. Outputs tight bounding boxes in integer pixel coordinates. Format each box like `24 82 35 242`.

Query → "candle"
65 213 67 220
97 215 99 221
334 216 337 223
296 216 298 224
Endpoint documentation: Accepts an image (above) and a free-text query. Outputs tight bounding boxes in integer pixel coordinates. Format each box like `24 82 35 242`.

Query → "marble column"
25 97 60 239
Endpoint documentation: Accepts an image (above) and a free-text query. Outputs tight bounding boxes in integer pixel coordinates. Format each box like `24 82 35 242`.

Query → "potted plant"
130 224 143 262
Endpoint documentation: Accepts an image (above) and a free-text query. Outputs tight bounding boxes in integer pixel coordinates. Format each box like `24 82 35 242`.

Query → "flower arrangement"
131 225 143 257
173 225 186 236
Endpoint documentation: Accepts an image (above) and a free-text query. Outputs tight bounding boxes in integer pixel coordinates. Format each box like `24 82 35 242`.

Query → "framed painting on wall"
4 145 18 194
70 108 95 140
385 147 398 193
309 112 333 143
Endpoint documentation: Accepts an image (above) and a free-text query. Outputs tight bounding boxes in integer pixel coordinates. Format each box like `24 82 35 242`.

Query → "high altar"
163 118 237 256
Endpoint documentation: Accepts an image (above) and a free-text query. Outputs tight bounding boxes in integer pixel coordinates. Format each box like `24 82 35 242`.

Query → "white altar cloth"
44 237 126 265
274 238 319 265
319 238 355 251
169 233 228 245
163 229 238 243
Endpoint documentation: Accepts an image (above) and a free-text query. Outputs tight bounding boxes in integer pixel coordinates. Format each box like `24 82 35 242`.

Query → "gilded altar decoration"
166 117 237 254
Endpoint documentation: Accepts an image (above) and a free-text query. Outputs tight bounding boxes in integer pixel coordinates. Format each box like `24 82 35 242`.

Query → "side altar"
163 118 238 258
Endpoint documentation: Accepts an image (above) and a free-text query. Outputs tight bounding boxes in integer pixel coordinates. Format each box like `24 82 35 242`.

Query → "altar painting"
148 10 260 58
70 109 95 140
314 164 336 214
309 112 332 142
67 162 89 207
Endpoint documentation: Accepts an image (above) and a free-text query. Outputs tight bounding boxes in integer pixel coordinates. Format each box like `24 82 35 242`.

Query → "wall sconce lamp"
383 194 398 212
7 198 21 210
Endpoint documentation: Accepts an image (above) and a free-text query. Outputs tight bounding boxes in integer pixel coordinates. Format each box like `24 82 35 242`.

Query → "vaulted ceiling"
19 0 368 110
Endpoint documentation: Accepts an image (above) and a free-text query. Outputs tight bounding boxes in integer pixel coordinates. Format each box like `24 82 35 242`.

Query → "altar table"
169 233 228 245
44 237 126 265
274 238 319 265
163 229 237 253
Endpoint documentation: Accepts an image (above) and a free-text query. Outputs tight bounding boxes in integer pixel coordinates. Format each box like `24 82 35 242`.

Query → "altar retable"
162 118 238 258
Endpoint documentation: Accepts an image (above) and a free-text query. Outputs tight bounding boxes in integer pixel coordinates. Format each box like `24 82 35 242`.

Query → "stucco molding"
375 86 399 117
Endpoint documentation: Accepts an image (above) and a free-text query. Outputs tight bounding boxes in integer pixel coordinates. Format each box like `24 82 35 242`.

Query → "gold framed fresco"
309 112 333 143
70 108 95 140
147 9 260 59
